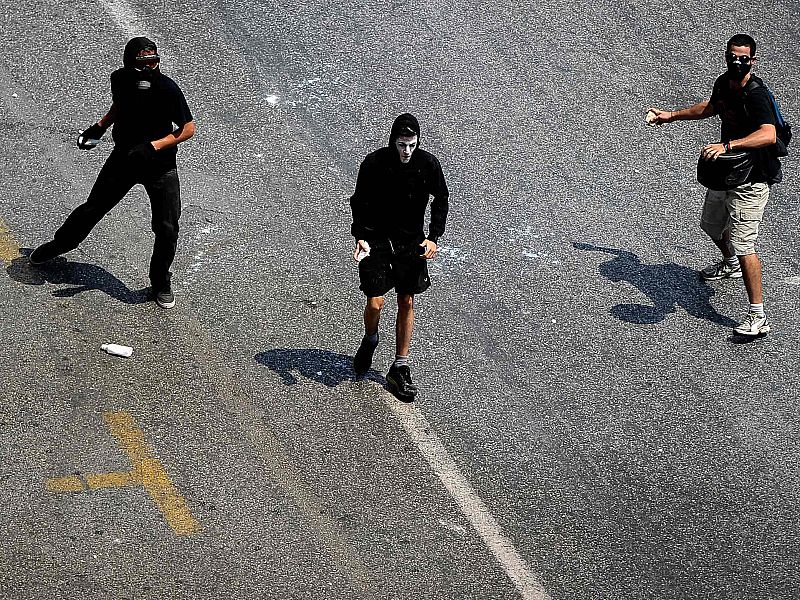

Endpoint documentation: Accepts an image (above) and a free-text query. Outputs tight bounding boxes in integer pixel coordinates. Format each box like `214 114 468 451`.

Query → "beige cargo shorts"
700 182 769 255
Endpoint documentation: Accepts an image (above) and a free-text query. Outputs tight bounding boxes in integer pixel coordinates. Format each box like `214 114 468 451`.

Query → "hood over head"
388 113 421 146
123 37 159 69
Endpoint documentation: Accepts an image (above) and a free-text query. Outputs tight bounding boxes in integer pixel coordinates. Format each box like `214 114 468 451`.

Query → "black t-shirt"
109 69 193 166
709 73 780 183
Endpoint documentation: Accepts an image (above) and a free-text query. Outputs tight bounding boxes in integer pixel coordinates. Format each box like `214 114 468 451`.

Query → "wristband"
724 141 731 152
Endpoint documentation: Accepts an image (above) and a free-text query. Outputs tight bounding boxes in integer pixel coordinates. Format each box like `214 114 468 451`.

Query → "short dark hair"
727 34 757 56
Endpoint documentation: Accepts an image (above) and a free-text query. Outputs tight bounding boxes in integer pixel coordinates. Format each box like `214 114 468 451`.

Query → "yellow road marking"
103 411 201 536
0 218 22 265
46 475 85 492
45 411 201 536
85 470 136 490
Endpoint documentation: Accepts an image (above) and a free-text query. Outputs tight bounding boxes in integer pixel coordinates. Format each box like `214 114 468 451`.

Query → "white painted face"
395 135 418 163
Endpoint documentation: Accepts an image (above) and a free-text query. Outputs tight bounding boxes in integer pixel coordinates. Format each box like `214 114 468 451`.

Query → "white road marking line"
100 0 150 38
387 399 550 600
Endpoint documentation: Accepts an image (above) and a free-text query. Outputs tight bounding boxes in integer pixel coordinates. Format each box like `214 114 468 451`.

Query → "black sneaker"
155 285 175 309
386 364 418 401
353 334 379 376
29 241 64 265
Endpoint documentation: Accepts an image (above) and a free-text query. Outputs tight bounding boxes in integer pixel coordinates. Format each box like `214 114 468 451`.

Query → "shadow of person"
574 242 737 327
7 250 150 305
255 348 385 388
727 332 767 344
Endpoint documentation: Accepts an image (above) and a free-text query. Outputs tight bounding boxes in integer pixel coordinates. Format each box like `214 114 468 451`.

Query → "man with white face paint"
350 113 450 400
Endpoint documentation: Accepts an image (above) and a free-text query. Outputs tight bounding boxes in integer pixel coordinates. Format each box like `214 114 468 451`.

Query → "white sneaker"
701 260 742 280
733 312 771 336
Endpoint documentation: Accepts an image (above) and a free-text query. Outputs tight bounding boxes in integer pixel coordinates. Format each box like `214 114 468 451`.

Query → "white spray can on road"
101 343 133 358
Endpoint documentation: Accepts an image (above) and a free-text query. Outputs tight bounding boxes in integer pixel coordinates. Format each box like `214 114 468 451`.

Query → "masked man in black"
648 34 783 336
30 37 195 309
350 113 449 400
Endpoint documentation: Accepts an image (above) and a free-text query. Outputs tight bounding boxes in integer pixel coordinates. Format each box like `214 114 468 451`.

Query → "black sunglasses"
726 53 752 64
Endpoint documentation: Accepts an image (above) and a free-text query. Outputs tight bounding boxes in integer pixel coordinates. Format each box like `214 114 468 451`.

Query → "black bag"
697 151 753 190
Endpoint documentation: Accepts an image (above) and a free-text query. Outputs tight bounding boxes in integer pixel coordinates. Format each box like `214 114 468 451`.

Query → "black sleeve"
708 75 724 115
746 88 776 127
427 156 449 243
110 70 123 104
168 83 193 127
350 156 374 240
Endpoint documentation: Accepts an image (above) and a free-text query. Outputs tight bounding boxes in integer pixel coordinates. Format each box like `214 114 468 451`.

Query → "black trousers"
53 149 181 290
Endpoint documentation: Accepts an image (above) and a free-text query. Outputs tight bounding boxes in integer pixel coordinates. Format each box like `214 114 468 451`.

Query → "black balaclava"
388 113 421 147
123 37 161 89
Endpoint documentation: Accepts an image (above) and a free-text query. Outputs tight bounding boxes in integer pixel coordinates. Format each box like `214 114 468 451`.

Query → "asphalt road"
1 1 799 599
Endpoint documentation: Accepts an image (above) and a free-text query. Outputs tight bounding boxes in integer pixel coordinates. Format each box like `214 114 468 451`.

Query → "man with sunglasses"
30 37 195 310
350 113 449 400
648 34 782 336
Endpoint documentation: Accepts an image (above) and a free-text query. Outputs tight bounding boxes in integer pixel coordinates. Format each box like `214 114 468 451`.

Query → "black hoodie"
109 37 193 164
350 114 449 243
122 36 158 69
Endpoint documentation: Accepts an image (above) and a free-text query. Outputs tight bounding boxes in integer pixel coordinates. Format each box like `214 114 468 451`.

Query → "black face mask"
726 54 752 80
133 64 160 89
123 38 161 90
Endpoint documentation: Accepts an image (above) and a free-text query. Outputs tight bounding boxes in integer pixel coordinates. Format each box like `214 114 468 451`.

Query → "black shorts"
358 239 431 297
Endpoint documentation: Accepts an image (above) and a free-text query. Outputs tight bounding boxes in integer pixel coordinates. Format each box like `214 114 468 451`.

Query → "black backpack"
745 76 792 156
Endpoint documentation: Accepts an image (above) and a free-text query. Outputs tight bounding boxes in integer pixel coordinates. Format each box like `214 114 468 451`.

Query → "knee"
699 218 722 239
367 296 385 312
397 294 414 312
152 221 179 240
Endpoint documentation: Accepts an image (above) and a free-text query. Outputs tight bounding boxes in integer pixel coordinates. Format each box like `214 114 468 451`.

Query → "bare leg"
364 296 384 336
396 294 415 356
739 253 763 304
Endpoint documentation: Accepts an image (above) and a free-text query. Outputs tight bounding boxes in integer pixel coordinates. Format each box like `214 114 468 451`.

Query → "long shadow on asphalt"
255 348 385 388
574 242 738 328
6 251 150 304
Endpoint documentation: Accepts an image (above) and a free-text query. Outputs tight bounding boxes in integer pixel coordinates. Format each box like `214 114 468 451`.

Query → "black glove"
127 142 157 168
76 123 107 150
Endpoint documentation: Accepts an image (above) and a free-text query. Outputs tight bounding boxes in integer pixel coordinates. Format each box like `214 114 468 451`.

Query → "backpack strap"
743 76 787 128
743 76 762 93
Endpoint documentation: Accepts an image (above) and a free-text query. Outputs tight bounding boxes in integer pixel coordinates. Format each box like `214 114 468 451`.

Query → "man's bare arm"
648 101 714 125
151 120 196 151
97 104 117 128
701 124 777 160
728 123 777 150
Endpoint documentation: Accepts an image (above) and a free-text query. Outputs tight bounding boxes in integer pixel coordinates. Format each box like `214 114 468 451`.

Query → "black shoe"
353 334 379 376
29 241 64 265
155 284 176 309
386 364 418 401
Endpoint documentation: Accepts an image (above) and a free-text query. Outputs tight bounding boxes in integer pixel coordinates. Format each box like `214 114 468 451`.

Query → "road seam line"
99 0 150 38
